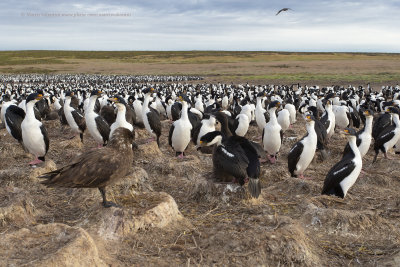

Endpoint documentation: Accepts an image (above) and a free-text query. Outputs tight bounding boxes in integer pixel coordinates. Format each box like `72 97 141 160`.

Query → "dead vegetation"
1 113 400 266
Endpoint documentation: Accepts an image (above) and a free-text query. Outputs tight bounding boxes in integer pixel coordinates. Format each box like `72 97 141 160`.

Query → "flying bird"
276 8 292 16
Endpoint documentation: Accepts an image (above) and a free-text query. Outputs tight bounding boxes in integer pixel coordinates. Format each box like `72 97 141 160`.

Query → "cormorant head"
142 87 155 95
305 114 315 123
199 131 223 147
268 100 281 110
65 91 74 98
177 94 191 104
26 92 43 103
257 91 266 98
363 109 374 117
90 89 103 97
110 95 127 105
387 106 400 115
343 127 357 137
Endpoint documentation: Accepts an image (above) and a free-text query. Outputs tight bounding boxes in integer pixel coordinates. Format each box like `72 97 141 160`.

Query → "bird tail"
248 178 261 198
38 170 61 186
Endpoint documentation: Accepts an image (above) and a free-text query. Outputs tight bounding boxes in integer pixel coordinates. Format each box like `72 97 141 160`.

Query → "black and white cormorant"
322 128 362 198
21 93 49 165
85 90 110 148
262 100 282 164
373 107 400 162
199 131 261 198
343 109 374 158
169 96 192 158
109 95 134 138
288 114 317 179
64 91 86 142
142 87 162 147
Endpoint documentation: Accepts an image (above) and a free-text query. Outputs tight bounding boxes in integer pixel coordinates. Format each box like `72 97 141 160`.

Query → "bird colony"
2 74 400 264
1 74 400 204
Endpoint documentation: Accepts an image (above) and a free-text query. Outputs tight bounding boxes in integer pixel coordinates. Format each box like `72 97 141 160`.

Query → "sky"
0 0 399 52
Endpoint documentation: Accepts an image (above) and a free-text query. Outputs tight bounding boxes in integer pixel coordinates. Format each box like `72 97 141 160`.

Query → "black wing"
214 142 248 185
95 115 111 144
248 141 266 158
322 155 356 197
231 117 239 136
168 123 175 147
5 105 25 142
287 140 304 177
40 124 50 154
71 109 86 132
374 126 395 152
372 113 391 140
350 110 361 128
191 121 202 145
147 110 162 137
314 120 327 150
264 111 270 124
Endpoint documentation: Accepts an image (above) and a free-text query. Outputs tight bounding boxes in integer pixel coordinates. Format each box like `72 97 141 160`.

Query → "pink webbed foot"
298 174 312 180
97 144 103 149
146 137 155 143
177 153 184 159
289 124 293 129
29 158 43 165
268 155 277 164
260 158 268 163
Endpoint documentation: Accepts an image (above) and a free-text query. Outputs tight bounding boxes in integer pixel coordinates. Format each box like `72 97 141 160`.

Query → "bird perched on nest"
39 127 134 208
322 128 362 199
199 131 261 198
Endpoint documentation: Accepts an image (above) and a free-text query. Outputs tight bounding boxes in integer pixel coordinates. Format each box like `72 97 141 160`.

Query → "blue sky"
0 0 399 52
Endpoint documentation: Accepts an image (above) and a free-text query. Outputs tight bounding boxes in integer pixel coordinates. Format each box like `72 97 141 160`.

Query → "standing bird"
109 96 134 138
39 128 134 208
199 131 261 198
262 101 282 164
288 115 318 179
322 128 362 198
85 90 110 148
343 109 374 158
21 93 49 165
142 88 162 147
169 96 193 158
276 8 292 16
64 91 86 142
373 107 400 162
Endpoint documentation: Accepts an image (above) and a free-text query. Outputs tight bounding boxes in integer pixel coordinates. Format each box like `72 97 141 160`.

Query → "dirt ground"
1 108 400 266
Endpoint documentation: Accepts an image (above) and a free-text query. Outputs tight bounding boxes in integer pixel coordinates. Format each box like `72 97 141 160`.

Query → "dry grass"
1 111 400 265
1 51 400 86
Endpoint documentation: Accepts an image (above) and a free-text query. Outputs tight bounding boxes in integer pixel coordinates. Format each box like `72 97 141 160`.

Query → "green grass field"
1 51 399 85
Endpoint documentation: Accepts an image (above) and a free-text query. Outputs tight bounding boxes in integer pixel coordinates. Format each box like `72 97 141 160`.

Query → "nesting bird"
199 131 261 198
288 115 317 179
322 128 362 198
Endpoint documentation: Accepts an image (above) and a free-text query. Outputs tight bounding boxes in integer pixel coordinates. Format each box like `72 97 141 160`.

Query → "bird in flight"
276 8 292 16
